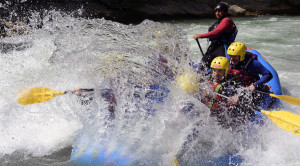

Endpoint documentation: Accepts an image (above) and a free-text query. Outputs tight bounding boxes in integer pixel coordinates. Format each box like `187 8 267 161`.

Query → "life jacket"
202 82 227 111
229 52 260 87
208 17 238 45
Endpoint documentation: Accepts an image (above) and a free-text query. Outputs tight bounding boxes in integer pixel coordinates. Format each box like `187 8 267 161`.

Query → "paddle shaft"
255 90 300 106
200 87 230 99
64 88 94 94
215 92 229 99
255 90 269 95
196 39 205 56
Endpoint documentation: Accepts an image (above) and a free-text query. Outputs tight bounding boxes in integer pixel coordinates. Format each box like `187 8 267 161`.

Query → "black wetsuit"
200 17 237 69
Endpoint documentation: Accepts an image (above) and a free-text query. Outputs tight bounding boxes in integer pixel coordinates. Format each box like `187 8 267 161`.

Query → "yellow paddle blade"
261 110 300 136
17 87 65 105
270 94 300 107
174 157 180 166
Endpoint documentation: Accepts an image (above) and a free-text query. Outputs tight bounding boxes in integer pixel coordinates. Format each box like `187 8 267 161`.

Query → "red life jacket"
229 53 259 87
202 82 227 111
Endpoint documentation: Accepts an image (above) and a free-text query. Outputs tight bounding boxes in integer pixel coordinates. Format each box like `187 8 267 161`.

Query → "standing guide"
193 2 238 69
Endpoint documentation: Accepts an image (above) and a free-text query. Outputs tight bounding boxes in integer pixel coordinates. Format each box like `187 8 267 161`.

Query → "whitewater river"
0 12 299 166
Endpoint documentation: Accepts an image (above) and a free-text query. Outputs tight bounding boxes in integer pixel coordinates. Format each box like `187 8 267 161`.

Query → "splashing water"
0 11 206 165
1 10 300 166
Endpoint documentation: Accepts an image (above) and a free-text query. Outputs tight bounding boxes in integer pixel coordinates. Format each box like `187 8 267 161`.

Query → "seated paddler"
227 42 273 106
200 56 255 128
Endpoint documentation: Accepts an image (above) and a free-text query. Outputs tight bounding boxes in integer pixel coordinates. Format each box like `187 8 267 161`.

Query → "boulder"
228 5 246 16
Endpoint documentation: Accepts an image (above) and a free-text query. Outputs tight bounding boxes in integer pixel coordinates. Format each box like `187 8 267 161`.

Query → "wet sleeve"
200 18 233 38
253 61 273 86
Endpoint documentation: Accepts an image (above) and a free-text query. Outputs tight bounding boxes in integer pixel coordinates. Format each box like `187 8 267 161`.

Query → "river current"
0 12 299 166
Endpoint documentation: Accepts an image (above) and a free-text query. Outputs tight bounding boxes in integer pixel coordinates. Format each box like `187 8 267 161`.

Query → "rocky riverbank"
1 0 300 25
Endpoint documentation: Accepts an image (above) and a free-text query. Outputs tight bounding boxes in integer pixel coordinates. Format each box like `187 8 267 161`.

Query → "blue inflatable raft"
248 47 282 109
67 48 282 166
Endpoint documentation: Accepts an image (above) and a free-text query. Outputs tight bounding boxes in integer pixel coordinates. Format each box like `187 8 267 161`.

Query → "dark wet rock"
288 0 300 6
0 0 300 25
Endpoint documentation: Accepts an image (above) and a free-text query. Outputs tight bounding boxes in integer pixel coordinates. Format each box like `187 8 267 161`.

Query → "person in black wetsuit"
193 2 238 69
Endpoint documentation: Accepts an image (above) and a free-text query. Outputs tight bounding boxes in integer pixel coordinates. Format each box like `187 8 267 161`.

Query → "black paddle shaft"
64 88 94 94
196 38 205 56
255 90 270 95
81 88 94 92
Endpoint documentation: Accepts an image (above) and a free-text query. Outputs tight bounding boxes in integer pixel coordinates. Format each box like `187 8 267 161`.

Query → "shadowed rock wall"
1 0 300 24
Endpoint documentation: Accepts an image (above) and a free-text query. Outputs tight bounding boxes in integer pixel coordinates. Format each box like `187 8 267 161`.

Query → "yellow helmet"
210 56 230 77
176 72 199 94
227 42 247 61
